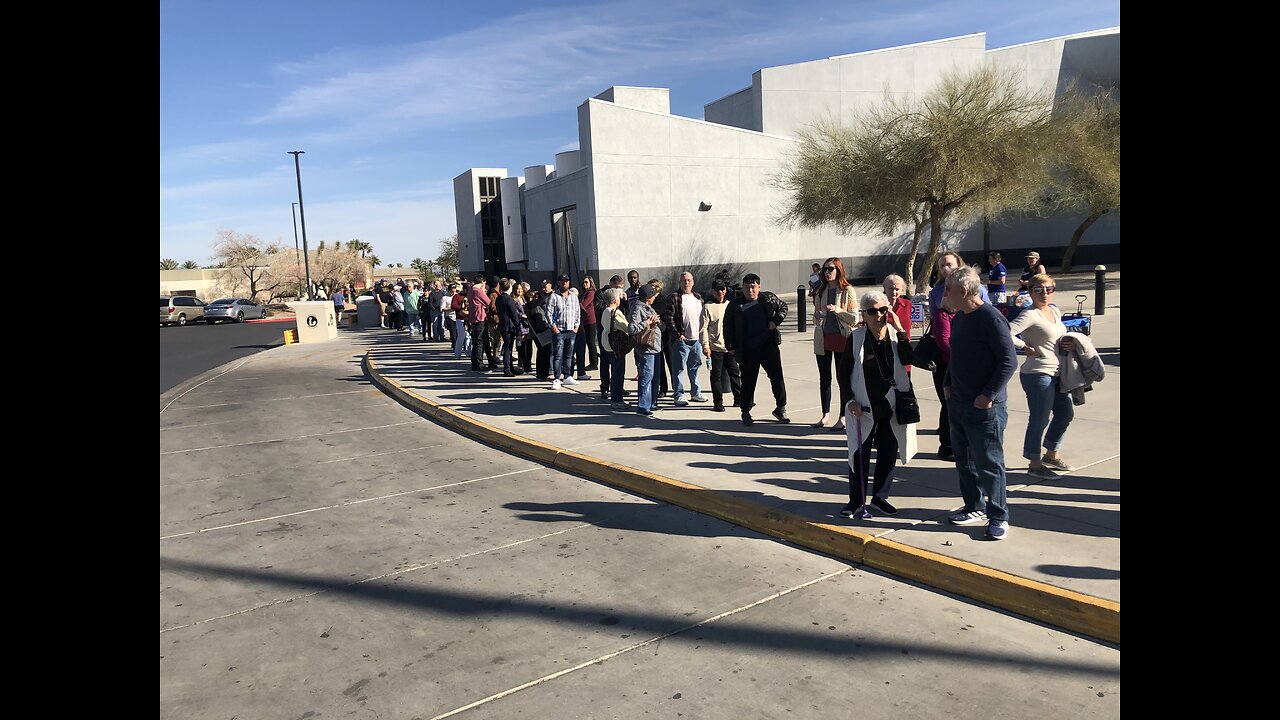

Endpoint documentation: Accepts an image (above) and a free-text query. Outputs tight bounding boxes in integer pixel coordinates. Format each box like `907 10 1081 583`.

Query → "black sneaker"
713 405 725 412
772 407 790 424
741 411 754 426
839 504 872 519
937 447 955 462
870 497 898 516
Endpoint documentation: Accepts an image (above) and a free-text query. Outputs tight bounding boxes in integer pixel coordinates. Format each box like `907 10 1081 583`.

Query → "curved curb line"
365 352 1119 645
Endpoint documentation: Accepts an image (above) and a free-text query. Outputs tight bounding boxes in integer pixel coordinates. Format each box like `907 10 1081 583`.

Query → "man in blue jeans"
942 266 1018 540
546 274 581 389
663 271 707 406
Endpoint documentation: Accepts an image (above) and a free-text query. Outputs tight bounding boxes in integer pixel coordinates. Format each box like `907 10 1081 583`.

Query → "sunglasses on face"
1031 286 1056 294
866 306 890 315
822 267 836 273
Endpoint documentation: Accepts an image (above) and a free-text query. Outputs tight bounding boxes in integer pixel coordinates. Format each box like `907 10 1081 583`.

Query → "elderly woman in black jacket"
836 290 916 520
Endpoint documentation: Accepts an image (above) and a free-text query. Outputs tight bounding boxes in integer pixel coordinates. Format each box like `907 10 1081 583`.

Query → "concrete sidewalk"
362 272 1120 642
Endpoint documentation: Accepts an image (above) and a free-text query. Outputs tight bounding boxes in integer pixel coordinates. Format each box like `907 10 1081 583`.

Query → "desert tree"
776 65 1058 292
1047 88 1119 272
210 230 284 302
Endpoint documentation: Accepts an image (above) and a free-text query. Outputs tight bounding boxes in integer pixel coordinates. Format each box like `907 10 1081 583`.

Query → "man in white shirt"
664 271 707 406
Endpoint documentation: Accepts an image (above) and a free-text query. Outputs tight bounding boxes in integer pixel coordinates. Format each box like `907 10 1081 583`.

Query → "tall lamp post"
290 202 302 299
288 151 312 299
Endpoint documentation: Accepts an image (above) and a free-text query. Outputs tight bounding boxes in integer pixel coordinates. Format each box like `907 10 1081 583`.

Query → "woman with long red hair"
810 257 860 431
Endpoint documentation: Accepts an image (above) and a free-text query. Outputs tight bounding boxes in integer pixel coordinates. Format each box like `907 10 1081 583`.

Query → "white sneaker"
550 379 562 389
564 377 579 386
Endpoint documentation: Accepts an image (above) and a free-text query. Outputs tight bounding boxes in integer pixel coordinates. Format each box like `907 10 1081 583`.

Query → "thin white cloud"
252 0 927 135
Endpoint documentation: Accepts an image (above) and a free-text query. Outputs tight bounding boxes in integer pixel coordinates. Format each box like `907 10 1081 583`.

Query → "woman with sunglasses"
809 258 859 431
1008 273 1076 478
836 290 916 519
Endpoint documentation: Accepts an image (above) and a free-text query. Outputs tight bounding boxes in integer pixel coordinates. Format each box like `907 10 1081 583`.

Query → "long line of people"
379 256 1102 544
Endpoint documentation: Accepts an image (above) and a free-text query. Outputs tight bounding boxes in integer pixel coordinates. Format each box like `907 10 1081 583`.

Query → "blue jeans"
431 311 445 340
948 400 1010 522
636 352 662 412
1020 373 1074 460
406 312 420 334
552 330 576 379
454 319 471 357
671 339 703 399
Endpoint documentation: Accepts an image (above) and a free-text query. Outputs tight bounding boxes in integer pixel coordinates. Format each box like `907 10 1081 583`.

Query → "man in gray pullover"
942 266 1017 541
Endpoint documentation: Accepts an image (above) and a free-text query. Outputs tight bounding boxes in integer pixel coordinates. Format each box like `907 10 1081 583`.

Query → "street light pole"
291 202 302 299
288 151 312 299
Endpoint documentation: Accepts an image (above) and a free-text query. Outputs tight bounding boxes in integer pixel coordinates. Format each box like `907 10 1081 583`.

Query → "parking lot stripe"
159 466 540 540
429 567 851 720
159 443 450 487
160 523 592 633
159 419 426 455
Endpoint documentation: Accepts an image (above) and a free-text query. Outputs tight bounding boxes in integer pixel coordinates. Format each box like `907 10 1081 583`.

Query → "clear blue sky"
160 0 1120 267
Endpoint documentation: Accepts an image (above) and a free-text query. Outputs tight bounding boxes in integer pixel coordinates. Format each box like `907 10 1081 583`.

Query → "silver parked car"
161 296 207 326
203 298 268 323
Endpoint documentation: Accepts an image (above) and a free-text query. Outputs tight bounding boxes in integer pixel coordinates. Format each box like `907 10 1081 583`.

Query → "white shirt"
680 293 702 339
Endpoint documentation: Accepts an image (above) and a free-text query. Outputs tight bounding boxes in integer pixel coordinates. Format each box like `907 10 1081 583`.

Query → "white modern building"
454 28 1119 290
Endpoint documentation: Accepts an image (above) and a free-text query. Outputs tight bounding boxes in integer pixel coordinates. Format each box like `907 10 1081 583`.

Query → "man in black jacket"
724 273 789 426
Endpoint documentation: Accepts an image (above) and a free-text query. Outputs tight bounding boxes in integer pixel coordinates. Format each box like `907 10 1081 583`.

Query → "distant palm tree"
160 258 179 270
181 260 199 269
369 255 381 268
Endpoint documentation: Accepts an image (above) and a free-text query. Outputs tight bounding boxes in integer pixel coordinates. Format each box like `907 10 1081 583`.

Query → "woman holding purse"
836 290 916 519
810 257 859 432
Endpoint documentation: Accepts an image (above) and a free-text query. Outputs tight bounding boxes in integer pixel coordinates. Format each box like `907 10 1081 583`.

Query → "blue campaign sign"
911 302 926 323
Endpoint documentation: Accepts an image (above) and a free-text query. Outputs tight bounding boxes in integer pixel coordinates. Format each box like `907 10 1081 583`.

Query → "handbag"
912 326 941 372
869 330 921 425
893 386 921 425
634 323 657 351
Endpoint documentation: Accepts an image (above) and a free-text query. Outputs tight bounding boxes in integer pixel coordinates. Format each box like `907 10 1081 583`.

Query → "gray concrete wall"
703 85 758 130
500 176 526 265
453 168 507 276
758 34 987 137
522 167 593 279
594 86 670 114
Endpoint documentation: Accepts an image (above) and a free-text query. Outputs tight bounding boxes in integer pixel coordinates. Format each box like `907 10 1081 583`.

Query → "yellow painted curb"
365 351 1119 645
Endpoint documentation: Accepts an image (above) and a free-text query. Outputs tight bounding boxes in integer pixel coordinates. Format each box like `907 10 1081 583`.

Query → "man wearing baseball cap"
1019 252 1046 295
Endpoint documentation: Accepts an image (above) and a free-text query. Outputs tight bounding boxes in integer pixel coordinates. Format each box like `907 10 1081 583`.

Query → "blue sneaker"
985 520 1009 540
948 509 987 526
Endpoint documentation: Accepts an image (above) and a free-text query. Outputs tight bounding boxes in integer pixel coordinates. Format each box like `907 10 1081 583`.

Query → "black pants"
536 338 551 379
502 329 517 373
710 350 741 408
815 350 849 416
658 338 671 394
739 342 787 412
518 336 532 373
599 332 612 395
470 322 496 370
931 360 952 453
446 317 456 346
575 322 599 373
848 416 899 505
